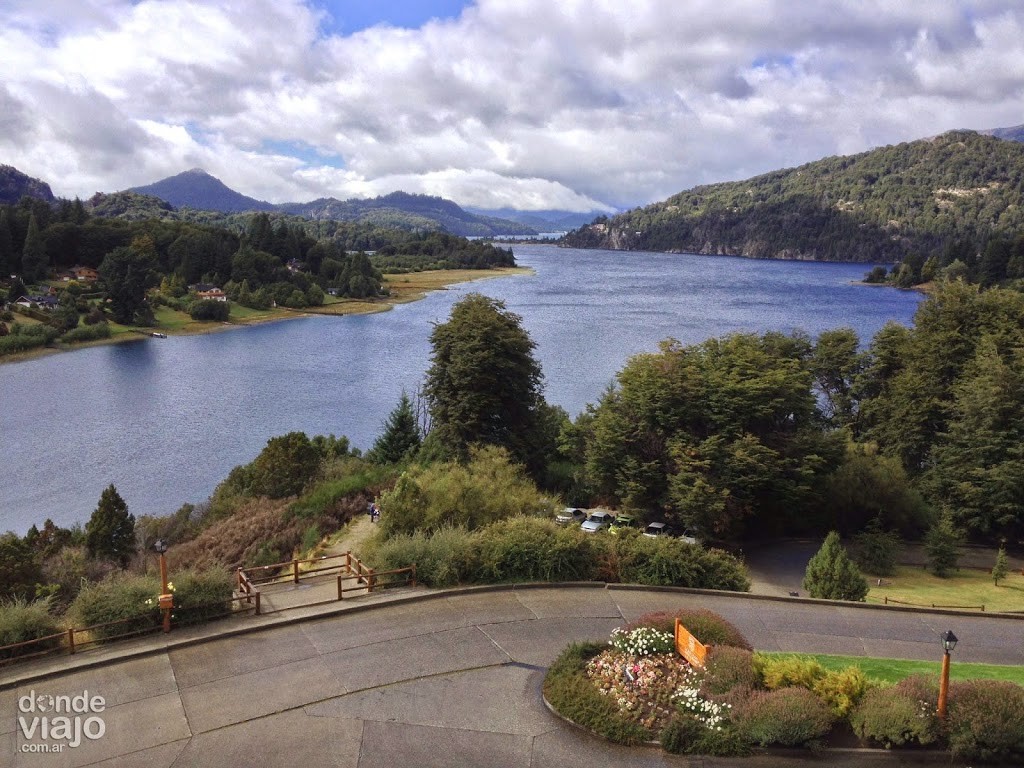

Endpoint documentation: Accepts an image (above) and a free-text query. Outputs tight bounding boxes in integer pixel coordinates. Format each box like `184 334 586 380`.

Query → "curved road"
3 585 1021 767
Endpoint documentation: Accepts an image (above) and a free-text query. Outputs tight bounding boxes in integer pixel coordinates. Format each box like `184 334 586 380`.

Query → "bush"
660 714 750 757
60 322 111 344
755 654 871 717
613 534 751 591
812 666 872 718
542 641 649 746
363 527 477 588
69 573 161 640
732 687 834 747
946 679 1024 761
189 299 231 321
849 675 940 748
473 516 597 583
624 609 752 650
171 568 235 625
377 446 555 537
852 516 901 576
698 646 759 696
0 598 62 660
288 466 393 519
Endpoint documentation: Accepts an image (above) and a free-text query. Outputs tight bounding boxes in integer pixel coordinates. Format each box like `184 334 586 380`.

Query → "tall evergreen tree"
20 213 47 283
924 512 962 578
85 484 136 567
424 293 544 471
802 531 869 601
0 208 13 277
369 392 422 464
992 545 1009 586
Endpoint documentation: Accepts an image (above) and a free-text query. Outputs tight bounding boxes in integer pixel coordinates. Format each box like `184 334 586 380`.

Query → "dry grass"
867 565 1024 613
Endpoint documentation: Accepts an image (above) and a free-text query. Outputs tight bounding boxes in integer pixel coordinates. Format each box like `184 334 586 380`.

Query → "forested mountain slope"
563 131 1024 262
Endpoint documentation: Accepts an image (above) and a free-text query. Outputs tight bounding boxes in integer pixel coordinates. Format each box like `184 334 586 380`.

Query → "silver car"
580 510 615 533
555 507 587 525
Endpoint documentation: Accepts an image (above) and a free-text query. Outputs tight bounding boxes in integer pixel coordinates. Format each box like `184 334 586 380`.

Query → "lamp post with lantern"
153 539 173 633
937 630 958 720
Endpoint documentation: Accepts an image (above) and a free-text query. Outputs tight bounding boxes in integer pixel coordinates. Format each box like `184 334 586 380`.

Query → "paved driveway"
3 585 1021 767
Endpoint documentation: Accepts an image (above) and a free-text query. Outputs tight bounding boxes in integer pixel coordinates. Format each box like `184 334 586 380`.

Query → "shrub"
60 322 111 344
171 568 235 625
849 675 940 748
660 714 750 757
377 446 555 537
609 625 675 656
613 534 750 591
69 573 161 640
542 641 649 746
473 516 597 583
732 687 834 747
288 466 393 519
363 527 477 588
698 646 759 696
756 654 826 691
0 598 62 660
946 679 1024 761
812 666 872 717
189 299 231 321
852 516 901 576
624 609 751 650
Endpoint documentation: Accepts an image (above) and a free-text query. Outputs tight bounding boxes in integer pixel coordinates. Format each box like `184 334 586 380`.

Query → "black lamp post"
937 630 958 719
153 539 172 633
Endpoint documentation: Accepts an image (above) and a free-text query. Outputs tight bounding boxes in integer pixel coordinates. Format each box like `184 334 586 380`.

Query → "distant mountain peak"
0 165 55 205
129 169 275 213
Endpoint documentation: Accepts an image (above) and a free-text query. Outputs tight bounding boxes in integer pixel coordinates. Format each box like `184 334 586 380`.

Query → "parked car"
679 528 700 545
609 514 638 535
642 521 675 538
555 507 587 525
580 510 615 533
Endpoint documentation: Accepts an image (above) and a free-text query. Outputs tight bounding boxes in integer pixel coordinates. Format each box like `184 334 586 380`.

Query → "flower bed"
543 609 1024 761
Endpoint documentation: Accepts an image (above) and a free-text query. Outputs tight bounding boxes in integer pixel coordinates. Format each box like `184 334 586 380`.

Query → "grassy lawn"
866 565 1024 613
762 651 1024 686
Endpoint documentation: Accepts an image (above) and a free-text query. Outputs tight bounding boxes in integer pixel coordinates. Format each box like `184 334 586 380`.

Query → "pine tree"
0 208 13 277
802 531 869 601
85 484 136 567
20 213 47 283
853 516 901 576
992 545 1009 586
369 392 421 464
924 512 962 578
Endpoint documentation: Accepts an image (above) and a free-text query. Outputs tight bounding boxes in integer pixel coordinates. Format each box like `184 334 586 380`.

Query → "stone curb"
3 580 1021 690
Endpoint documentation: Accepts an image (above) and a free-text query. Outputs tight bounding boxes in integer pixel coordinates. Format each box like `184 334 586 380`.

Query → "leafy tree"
810 328 863 428
992 545 1009 586
189 299 230 321
85 484 136 567
20 213 47 283
924 513 962 578
368 392 421 464
802 531 868 601
923 336 1024 541
99 241 158 324
248 431 320 498
424 293 545 471
0 532 43 600
852 516 901 576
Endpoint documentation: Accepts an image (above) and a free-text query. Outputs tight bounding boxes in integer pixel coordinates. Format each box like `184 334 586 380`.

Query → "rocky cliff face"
0 165 55 205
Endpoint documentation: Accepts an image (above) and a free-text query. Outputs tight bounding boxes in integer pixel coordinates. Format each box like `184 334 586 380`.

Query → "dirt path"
319 513 377 558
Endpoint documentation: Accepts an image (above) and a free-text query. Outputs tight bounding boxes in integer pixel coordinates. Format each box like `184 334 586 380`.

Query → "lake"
0 246 923 533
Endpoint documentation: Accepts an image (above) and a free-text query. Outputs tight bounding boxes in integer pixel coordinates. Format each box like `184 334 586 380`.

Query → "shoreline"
0 266 533 366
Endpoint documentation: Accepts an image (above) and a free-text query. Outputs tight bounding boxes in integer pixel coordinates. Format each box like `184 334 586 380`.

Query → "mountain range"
0 165 55 205
562 129 1024 261
127 169 540 237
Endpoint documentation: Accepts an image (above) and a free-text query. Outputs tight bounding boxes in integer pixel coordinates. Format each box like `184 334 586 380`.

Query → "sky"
3 1 1024 213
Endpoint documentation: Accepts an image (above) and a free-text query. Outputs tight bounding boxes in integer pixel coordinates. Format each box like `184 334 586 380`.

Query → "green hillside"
563 131 1024 262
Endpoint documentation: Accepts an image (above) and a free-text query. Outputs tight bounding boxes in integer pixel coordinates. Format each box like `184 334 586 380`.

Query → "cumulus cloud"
3 1 1024 212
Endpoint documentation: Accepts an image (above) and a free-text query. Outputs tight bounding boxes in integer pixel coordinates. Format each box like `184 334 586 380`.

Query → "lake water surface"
0 246 923 532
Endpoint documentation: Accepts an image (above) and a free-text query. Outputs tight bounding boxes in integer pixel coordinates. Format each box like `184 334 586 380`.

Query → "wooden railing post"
67 627 76 655
255 591 261 616
368 568 375 593
410 563 417 588
293 559 300 585
346 551 351 574
337 573 343 601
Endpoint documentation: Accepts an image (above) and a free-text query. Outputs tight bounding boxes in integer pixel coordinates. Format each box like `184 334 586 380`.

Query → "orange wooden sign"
674 618 709 668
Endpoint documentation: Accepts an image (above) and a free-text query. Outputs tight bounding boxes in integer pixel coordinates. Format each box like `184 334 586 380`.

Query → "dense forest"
563 131 1024 263
0 192 515 354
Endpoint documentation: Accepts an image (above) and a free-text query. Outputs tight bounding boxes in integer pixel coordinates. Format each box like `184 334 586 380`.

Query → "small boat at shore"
151 332 167 338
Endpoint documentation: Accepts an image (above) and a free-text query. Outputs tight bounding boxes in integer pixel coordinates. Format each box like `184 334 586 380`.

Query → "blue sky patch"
313 0 474 35
262 139 346 168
